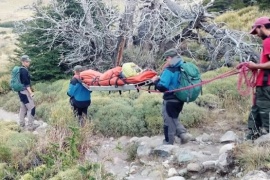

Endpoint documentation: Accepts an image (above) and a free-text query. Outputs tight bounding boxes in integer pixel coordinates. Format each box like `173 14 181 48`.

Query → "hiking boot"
246 129 259 140
27 124 39 131
179 133 190 144
162 139 170 145
260 127 269 135
19 123 25 128
78 117 86 127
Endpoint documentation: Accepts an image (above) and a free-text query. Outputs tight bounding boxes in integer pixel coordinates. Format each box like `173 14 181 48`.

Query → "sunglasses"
252 25 262 29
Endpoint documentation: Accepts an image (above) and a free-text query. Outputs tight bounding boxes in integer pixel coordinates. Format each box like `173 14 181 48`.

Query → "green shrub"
20 173 34 180
50 168 82 180
0 21 14 28
94 102 147 136
133 93 163 135
2 94 20 112
0 146 12 163
0 74 10 94
47 100 76 128
126 143 139 161
181 103 208 127
201 67 250 111
195 93 221 109
36 102 52 121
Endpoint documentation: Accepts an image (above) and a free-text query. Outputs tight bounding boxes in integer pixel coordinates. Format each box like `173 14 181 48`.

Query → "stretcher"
82 80 153 91
80 66 157 92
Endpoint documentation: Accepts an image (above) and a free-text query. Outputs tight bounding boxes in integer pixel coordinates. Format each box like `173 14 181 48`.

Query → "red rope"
136 62 257 96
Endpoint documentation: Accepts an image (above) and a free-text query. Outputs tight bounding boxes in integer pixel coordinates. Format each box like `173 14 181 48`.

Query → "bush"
126 143 139 161
47 100 76 128
234 143 270 172
133 93 163 135
0 21 14 28
0 74 10 94
2 94 20 112
94 101 147 136
214 6 270 32
0 146 12 163
195 93 221 109
201 67 250 111
181 103 208 127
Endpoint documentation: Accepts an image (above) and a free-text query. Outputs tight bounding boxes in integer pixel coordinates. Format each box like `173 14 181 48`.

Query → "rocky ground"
0 108 269 180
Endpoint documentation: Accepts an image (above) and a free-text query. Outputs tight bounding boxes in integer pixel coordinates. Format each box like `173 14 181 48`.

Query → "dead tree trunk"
115 0 138 66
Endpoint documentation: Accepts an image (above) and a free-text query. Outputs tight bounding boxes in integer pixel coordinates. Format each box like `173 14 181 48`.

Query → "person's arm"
248 60 270 69
20 68 34 97
67 78 77 97
153 70 172 92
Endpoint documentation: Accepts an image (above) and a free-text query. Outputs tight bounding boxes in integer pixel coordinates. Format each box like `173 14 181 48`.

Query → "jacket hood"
168 56 183 67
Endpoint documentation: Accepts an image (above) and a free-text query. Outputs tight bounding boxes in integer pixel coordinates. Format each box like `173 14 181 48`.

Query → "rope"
136 62 257 96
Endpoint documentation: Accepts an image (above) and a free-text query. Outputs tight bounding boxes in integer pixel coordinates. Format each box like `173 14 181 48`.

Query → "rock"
113 157 125 165
202 161 216 170
178 168 188 176
202 151 212 156
236 172 243 178
196 133 212 142
141 168 151 176
215 153 228 172
176 150 194 163
168 168 178 177
166 176 185 180
162 160 170 169
129 165 138 174
129 137 139 143
242 170 269 180
137 144 152 158
187 163 202 172
148 170 161 177
220 131 238 143
209 177 216 180
254 134 270 145
219 143 235 154
153 145 177 157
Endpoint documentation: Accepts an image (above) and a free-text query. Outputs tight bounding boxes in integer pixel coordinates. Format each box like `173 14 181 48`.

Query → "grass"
215 6 270 32
234 143 270 172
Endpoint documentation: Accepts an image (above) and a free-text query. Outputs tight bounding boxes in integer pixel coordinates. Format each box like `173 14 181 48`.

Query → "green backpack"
175 62 202 102
10 66 24 92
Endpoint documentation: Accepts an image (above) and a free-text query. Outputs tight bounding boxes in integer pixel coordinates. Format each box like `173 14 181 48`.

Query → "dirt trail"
0 108 19 122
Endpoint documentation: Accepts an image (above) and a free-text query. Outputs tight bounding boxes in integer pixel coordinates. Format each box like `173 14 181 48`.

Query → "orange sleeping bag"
124 70 157 84
98 66 125 86
80 69 102 86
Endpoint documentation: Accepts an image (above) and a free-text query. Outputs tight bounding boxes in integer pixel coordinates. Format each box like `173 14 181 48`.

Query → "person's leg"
19 90 37 130
164 100 184 145
80 107 88 127
162 101 169 144
246 105 261 139
19 101 27 127
76 107 84 126
256 86 270 135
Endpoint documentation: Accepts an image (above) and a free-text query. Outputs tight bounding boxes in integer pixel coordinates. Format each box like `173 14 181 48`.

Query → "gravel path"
0 108 19 122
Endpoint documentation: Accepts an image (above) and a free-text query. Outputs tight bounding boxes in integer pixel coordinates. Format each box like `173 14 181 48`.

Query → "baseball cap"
250 16 270 35
20 55 31 62
162 48 179 60
73 65 83 72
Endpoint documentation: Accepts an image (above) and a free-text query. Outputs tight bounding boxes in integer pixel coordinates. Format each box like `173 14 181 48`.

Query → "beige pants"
19 90 35 127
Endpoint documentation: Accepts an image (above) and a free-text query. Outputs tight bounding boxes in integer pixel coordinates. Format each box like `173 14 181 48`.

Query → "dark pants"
248 86 270 133
162 99 186 144
70 98 90 121
72 105 88 116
